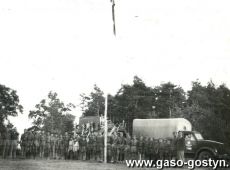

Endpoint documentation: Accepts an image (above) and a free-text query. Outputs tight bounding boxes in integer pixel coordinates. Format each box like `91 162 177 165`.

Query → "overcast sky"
1 0 230 135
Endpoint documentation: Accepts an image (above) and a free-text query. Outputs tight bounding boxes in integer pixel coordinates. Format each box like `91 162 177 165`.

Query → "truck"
133 118 230 160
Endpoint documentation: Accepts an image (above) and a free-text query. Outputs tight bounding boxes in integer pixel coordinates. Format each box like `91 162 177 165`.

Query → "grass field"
0 159 212 170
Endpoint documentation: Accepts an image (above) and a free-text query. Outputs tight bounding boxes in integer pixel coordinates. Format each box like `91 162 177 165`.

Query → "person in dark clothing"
10 130 19 159
2 129 10 159
0 131 2 156
176 131 185 161
63 132 69 160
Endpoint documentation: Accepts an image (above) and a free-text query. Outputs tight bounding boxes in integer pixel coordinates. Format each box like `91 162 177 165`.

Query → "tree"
185 80 230 145
29 91 75 134
110 76 155 133
80 84 105 117
153 82 186 118
0 84 23 128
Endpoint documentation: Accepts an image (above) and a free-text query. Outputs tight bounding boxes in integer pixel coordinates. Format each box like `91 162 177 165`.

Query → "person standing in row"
39 131 46 159
130 135 138 160
20 129 27 158
2 129 10 159
9 130 19 159
176 131 185 161
124 134 131 161
0 132 2 157
33 131 40 159
46 132 51 159
137 136 144 160
63 132 69 160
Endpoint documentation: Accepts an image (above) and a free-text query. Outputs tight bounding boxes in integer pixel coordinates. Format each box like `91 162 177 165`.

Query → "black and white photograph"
0 0 230 169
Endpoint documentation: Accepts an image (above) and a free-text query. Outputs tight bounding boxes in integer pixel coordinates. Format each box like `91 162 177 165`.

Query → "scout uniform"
96 134 101 161
50 134 57 159
124 135 131 161
2 129 11 159
107 135 113 162
148 138 155 160
73 135 80 160
39 131 46 158
68 137 74 159
54 134 59 159
0 132 2 156
27 131 34 158
58 135 64 159
137 136 144 160
79 136 86 160
33 131 40 159
144 137 151 160
158 138 165 160
99 134 104 162
87 135 94 160
130 136 138 160
46 132 51 159
20 130 27 158
111 134 118 163
10 130 19 159
116 134 121 162
63 132 69 160
92 134 97 161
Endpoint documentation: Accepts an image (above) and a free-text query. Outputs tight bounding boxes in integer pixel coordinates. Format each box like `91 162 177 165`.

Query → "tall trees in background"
28 91 75 134
79 85 104 117
184 80 230 144
0 84 22 133
80 77 230 145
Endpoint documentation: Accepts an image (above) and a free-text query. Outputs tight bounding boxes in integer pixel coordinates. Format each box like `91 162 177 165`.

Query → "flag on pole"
111 0 116 36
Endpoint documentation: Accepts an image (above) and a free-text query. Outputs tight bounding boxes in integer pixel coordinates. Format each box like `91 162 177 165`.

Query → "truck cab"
182 131 230 160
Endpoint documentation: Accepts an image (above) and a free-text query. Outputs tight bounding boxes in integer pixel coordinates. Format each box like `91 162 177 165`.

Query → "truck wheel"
198 151 213 160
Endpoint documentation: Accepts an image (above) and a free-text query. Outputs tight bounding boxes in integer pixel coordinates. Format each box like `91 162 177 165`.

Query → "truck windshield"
194 132 204 140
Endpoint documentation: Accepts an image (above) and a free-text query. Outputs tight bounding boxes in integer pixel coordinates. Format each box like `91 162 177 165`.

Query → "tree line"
80 76 230 146
1 76 230 146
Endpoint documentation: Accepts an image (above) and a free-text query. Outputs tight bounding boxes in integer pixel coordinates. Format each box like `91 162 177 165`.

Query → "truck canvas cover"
133 118 192 139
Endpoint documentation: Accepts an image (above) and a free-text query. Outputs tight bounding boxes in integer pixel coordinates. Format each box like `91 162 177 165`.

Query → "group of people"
1 128 185 162
0 126 186 163
0 128 19 159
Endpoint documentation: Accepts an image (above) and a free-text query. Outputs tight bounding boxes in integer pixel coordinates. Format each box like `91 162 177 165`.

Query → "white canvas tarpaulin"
133 118 192 139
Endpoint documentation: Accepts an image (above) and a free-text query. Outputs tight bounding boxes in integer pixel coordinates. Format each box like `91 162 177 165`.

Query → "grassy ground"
1 159 130 170
0 159 213 170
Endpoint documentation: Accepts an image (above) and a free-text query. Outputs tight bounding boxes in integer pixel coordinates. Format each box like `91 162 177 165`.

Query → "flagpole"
104 94 108 163
104 0 116 163
111 0 116 36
